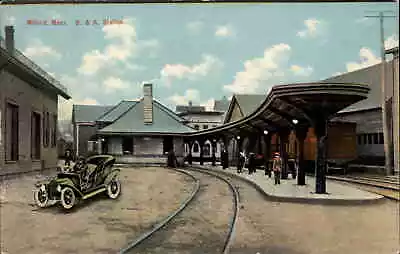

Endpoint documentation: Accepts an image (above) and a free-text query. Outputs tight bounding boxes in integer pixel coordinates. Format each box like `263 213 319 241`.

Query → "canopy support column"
314 119 328 194
279 130 290 179
295 125 308 186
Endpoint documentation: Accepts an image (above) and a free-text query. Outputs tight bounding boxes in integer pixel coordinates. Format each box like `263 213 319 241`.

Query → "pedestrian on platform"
167 149 178 168
222 149 228 169
248 153 256 175
237 151 245 173
264 158 272 178
272 152 282 185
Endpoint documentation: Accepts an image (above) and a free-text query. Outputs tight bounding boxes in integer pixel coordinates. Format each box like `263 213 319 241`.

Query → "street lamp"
237 136 240 140
263 130 269 135
292 119 298 125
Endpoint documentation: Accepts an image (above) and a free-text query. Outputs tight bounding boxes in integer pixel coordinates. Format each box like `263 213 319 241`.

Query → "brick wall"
0 70 59 175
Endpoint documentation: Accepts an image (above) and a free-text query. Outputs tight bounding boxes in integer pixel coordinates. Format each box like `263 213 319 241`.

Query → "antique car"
33 155 121 210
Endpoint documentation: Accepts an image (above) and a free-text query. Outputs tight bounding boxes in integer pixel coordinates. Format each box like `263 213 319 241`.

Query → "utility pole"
365 11 396 175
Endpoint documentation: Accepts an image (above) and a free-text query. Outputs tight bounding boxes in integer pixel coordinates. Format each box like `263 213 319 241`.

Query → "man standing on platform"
272 152 282 185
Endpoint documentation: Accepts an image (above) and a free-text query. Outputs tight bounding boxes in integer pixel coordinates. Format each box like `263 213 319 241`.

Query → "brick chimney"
143 83 153 124
5 26 15 54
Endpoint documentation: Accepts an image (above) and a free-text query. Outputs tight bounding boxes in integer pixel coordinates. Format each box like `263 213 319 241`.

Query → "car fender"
104 169 120 185
56 178 84 197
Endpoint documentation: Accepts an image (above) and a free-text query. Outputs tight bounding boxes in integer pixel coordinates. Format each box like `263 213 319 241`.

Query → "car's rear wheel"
107 178 121 199
60 187 76 210
34 185 49 208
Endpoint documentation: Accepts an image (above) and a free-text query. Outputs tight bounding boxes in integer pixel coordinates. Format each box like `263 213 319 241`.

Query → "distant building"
0 26 71 175
327 52 399 172
176 96 231 161
72 84 194 163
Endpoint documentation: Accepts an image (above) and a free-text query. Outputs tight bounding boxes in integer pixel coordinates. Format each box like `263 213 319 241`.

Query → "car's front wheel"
60 187 76 210
34 185 49 208
107 178 121 199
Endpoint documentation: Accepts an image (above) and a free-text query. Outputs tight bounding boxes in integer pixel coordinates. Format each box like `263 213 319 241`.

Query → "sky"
0 3 399 121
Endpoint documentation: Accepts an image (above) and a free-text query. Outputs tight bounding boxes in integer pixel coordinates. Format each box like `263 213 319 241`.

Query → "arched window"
193 143 199 153
204 143 211 156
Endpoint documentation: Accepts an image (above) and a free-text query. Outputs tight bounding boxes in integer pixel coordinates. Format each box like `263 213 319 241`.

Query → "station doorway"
163 136 174 154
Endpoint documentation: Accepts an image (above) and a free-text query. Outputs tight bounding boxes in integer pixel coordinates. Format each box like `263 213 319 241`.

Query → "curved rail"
119 168 200 254
186 167 240 254
119 167 240 254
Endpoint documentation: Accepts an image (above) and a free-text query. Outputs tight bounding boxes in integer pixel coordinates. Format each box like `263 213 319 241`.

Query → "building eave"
0 47 71 99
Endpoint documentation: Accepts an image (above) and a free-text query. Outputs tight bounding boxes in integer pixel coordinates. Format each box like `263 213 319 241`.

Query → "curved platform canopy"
185 82 370 138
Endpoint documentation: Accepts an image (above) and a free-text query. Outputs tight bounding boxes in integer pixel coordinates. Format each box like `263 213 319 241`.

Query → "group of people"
235 151 286 185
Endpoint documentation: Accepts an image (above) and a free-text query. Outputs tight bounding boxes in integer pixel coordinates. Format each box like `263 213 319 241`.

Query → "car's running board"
82 187 107 200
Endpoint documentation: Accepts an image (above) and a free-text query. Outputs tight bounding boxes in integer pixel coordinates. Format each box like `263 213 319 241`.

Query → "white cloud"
215 25 235 37
224 43 291 94
186 21 203 33
385 34 399 50
23 39 62 60
290 65 313 76
168 89 201 105
160 54 223 85
78 17 158 76
168 89 215 111
345 47 381 72
200 98 215 111
103 76 130 93
58 97 99 120
297 18 321 38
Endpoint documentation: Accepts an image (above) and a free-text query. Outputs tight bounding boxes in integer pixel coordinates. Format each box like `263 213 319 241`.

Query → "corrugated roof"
97 100 139 122
98 99 195 134
323 60 397 113
234 94 267 116
72 105 114 123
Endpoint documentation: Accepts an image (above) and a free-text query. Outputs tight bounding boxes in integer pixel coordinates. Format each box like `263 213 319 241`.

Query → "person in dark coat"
248 153 255 175
221 149 228 169
264 158 272 178
167 149 178 168
237 151 245 173
64 149 74 166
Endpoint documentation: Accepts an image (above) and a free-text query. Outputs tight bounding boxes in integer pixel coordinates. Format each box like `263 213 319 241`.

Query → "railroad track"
327 175 399 200
119 167 239 254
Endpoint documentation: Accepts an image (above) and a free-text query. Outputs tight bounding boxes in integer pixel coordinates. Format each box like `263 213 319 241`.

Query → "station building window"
203 125 209 129
193 142 199 153
194 125 199 130
31 112 41 160
357 135 363 145
5 103 19 161
378 133 384 144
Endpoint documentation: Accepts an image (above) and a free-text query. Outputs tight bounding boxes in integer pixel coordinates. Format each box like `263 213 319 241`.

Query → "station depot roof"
183 82 370 139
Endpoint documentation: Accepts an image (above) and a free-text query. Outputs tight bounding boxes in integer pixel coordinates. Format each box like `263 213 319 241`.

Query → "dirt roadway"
0 167 194 254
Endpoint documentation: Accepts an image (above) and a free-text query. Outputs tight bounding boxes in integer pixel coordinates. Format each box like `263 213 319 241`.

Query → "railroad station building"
72 83 195 163
0 26 71 176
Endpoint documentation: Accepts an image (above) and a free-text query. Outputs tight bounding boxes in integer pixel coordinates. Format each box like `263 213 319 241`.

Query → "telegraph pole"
365 11 396 175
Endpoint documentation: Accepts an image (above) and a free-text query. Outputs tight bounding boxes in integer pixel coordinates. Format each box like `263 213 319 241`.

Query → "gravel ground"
216 173 399 254
0 167 194 254
130 169 235 254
